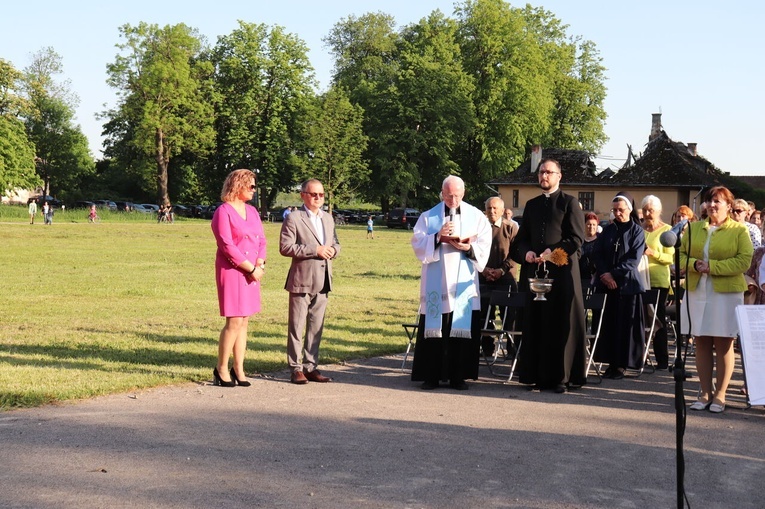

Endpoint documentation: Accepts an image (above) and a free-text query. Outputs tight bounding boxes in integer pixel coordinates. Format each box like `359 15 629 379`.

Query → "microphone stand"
670 235 687 509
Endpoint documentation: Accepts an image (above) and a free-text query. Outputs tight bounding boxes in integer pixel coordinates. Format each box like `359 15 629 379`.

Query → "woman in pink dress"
211 169 267 387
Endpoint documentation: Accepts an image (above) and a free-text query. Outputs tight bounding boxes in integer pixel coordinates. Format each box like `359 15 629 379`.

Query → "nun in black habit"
592 191 646 378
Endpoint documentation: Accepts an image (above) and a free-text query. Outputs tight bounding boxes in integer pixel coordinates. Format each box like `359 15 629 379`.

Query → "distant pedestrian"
88 204 98 223
367 215 374 239
28 199 37 224
43 202 53 225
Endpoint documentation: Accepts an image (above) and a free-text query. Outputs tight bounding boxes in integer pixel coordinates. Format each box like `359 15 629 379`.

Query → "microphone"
660 218 688 247
449 208 456 223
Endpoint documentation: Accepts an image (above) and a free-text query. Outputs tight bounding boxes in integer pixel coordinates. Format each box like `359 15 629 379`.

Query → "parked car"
72 200 95 209
172 204 193 217
141 204 160 213
131 204 154 214
186 204 207 218
28 195 62 208
201 203 222 219
94 200 117 211
386 208 421 229
115 201 135 212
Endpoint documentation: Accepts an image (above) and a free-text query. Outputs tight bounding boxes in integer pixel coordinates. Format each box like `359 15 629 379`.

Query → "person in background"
511 159 587 393
210 169 267 388
745 246 765 305
42 202 52 225
732 199 761 248
280 179 340 385
88 204 98 223
680 186 753 413
641 195 673 370
411 175 492 390
593 191 646 379
367 215 375 239
750 209 762 234
503 208 519 230
746 201 756 221
28 199 37 224
672 205 695 226
699 202 708 221
580 212 600 292
282 206 292 221
670 205 695 279
479 196 518 357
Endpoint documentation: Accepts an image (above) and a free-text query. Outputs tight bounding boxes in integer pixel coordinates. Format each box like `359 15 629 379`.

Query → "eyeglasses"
732 209 746 214
302 192 324 198
249 185 257 191
538 170 560 177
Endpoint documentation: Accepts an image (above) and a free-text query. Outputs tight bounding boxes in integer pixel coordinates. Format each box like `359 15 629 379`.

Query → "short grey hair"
641 194 662 212
439 175 465 202
485 196 504 210
441 175 465 192
301 178 322 193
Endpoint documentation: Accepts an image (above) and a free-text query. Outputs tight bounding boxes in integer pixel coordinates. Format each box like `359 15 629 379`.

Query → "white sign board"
736 305 765 407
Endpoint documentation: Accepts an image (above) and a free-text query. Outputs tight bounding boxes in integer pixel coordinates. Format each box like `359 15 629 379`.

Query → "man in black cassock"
511 159 587 392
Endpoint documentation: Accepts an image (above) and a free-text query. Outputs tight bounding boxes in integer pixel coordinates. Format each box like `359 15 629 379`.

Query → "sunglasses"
732 209 746 214
302 192 324 198
249 185 257 191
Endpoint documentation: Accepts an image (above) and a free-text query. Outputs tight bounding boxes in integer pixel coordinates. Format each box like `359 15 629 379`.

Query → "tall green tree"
520 5 608 152
105 22 214 206
304 86 368 213
207 21 316 212
325 12 401 210
0 59 38 193
454 0 555 191
381 11 475 207
326 11 477 209
550 38 608 151
23 48 94 200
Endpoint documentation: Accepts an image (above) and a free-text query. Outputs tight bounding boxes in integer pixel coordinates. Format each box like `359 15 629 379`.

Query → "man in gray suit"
279 179 341 384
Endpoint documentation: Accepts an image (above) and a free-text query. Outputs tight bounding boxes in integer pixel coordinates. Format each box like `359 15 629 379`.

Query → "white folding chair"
480 290 526 381
638 288 661 376
584 292 607 383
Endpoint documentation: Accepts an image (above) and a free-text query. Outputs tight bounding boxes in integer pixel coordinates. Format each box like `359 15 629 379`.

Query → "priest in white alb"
410 175 492 390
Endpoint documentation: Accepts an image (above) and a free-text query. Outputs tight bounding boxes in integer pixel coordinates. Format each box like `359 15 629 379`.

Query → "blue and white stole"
423 204 476 339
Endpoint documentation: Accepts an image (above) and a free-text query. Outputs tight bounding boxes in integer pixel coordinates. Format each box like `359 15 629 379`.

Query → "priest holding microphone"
411 175 493 390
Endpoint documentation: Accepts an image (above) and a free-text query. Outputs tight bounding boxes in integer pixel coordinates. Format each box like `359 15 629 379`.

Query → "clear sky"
2 0 762 176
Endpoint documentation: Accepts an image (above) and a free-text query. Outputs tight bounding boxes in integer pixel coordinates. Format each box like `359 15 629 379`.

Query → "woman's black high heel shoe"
230 368 252 387
213 368 236 387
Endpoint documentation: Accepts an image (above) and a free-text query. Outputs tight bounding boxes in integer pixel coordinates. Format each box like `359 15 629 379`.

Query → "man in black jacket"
511 159 587 393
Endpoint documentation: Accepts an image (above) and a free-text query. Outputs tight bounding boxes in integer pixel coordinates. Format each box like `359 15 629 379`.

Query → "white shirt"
305 207 325 245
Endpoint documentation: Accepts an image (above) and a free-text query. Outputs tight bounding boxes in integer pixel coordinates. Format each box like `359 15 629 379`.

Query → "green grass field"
0 211 420 409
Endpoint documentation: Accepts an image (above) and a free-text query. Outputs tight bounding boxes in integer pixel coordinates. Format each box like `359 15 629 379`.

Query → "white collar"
305 207 322 218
